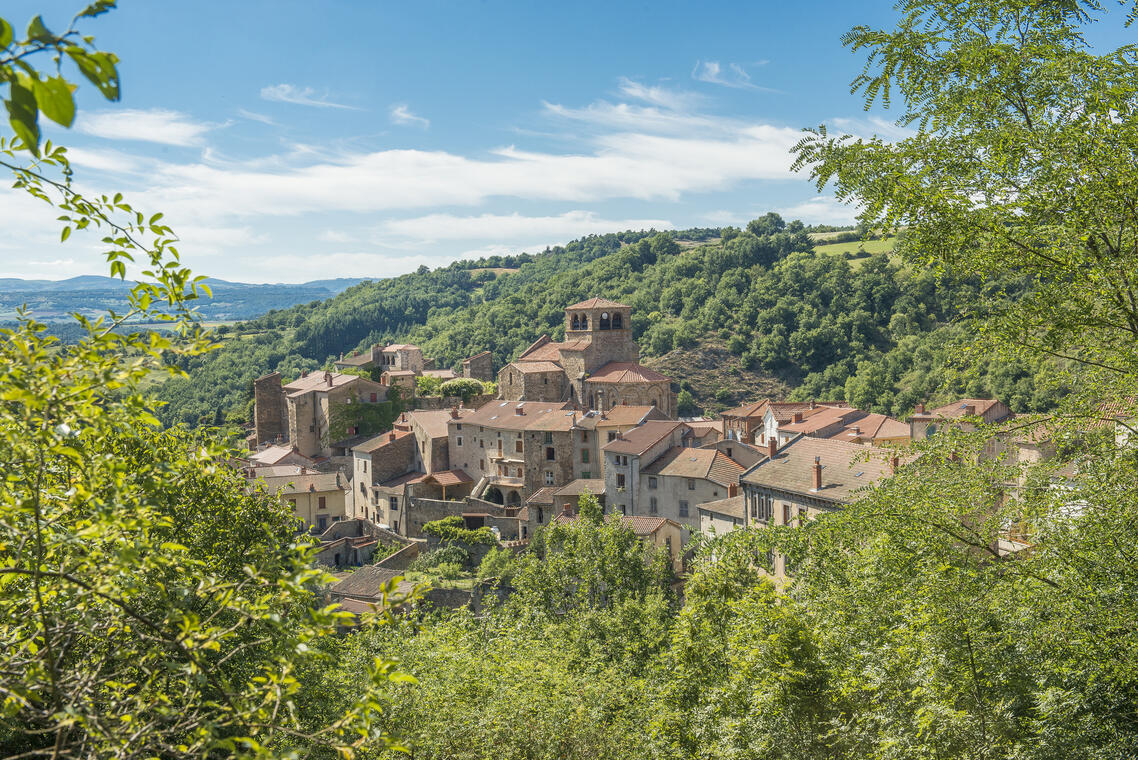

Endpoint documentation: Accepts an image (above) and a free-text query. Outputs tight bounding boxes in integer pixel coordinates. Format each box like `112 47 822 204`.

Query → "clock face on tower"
601 312 609 320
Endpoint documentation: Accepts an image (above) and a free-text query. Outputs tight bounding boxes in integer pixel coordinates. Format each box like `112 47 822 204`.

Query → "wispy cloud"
616 77 701 111
260 84 359 110
776 195 860 226
389 104 430 129
691 61 777 92
237 108 277 125
77 109 214 146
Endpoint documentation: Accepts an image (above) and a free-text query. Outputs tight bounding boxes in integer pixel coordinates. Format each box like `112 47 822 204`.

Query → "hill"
154 218 1066 427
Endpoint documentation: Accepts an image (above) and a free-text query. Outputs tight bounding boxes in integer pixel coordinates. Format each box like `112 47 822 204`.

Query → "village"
237 296 1123 610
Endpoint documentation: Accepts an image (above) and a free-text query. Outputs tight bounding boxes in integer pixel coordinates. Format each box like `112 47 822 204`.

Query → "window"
544 471 554 485
726 447 733 458
581 471 591 479
456 423 462 431
616 473 626 488
537 507 545 523
363 460 368 473
650 496 658 514
612 313 623 329
318 496 326 510
543 432 553 444
543 377 548 385
480 439 485 448
479 460 485 470
515 440 523 454
581 449 590 463
687 478 696 491
309 425 315 433
619 503 627 515
600 311 611 330
783 504 792 525
389 497 399 511
648 476 657 490
369 392 378 402
393 520 399 533
581 431 589 442
317 515 328 531
457 436 463 447
516 467 523 478
798 507 808 524
546 447 555 461
679 500 689 518
607 431 617 442
360 482 366 496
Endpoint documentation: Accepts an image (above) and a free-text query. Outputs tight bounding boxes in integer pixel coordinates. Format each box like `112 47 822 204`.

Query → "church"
496 298 677 417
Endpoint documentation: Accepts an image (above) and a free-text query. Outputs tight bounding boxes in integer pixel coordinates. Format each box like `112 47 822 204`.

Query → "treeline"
156 216 1061 427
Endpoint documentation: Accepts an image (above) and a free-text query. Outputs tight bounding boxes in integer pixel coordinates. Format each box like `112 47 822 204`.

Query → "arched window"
599 312 611 330
571 314 580 329
612 312 623 329
580 315 588 329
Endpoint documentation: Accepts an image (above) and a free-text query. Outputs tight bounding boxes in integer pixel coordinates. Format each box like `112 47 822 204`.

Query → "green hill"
156 217 1065 427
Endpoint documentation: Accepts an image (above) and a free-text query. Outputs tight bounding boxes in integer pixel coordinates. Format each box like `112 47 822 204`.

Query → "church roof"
565 297 630 310
587 362 670 384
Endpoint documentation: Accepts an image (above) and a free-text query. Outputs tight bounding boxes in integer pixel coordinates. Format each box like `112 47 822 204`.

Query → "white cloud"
692 61 777 92
389 104 429 128
829 116 916 142
260 84 359 110
77 109 214 146
376 210 673 245
237 109 277 125
616 77 701 111
775 195 860 225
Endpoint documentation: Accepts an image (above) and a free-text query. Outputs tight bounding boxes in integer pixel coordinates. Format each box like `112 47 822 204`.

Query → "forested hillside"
158 216 1063 427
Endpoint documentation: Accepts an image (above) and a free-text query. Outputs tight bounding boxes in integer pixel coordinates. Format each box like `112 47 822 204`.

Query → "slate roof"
566 297 630 310
587 362 670 384
329 565 404 601
353 429 414 454
698 494 745 520
553 478 606 497
525 487 557 506
741 437 895 504
258 471 343 494
603 420 688 455
642 447 744 487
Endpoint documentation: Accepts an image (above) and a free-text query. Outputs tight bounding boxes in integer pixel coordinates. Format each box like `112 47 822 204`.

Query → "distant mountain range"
0 276 372 323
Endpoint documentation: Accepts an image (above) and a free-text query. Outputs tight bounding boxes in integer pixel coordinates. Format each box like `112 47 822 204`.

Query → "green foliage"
409 544 471 572
676 388 700 416
438 377 485 401
326 391 403 444
475 545 516 584
415 374 443 397
578 490 604 523
420 515 496 546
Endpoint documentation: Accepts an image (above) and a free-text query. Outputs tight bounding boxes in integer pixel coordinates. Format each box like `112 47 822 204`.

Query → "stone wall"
253 372 288 446
462 351 494 381
374 539 425 571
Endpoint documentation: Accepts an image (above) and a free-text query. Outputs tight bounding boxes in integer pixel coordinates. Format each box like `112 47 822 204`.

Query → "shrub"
439 377 485 401
410 544 471 571
422 515 497 546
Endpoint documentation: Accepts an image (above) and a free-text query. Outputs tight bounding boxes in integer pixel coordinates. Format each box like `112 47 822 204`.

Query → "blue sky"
1 1 1131 282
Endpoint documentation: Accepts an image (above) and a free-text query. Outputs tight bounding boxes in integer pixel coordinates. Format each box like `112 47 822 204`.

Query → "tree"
793 0 1138 397
0 5 414 757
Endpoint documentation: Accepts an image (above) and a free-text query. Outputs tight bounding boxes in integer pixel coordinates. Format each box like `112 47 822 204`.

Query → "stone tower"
253 372 289 446
560 298 638 408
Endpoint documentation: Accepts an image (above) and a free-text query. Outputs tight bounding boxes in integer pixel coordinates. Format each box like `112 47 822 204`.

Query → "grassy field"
813 236 898 267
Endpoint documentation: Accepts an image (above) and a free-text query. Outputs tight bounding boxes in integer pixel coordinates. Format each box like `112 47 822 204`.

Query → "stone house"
698 494 745 535
256 470 348 534
462 350 494 381
639 446 744 529
777 405 910 446
446 400 576 507
700 439 766 469
740 436 895 578
602 420 694 517
280 371 387 459
721 399 850 445
572 404 670 480
684 419 724 445
498 298 677 417
909 398 1013 440
247 444 318 469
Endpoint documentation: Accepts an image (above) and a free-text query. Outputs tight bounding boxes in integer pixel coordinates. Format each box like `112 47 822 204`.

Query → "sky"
1 1 1131 283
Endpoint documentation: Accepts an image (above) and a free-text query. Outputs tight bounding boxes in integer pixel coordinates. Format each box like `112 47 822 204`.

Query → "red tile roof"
642 447 744 487
587 361 670 384
551 512 677 536
354 428 414 454
603 420 688 455
566 297 630 310
427 469 474 487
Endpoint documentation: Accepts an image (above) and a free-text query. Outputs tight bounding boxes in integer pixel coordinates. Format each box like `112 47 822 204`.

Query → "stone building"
776 405 910 446
721 399 851 444
638 446 744 529
446 400 578 507
256 470 348 534
739 436 896 578
284 371 387 459
602 420 695 518
909 398 1013 440
252 372 289 446
498 298 677 417
462 350 494 381
572 404 670 480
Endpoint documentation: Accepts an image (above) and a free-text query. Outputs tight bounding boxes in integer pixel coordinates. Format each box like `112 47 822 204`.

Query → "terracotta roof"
258 471 343 495
917 398 1008 421
835 413 910 441
407 408 472 440
556 339 592 353
603 420 688 455
781 406 865 435
574 405 663 430
686 419 724 434
523 409 580 432
382 370 416 378
553 478 606 497
526 487 557 506
587 361 671 384
463 350 492 362
513 361 564 374
426 469 473 487
566 297 630 310
698 494 745 520
642 447 744 487
354 429 414 454
741 437 895 504
721 400 770 419
457 400 570 428
249 445 316 466
247 463 313 477
378 471 429 488
283 371 364 396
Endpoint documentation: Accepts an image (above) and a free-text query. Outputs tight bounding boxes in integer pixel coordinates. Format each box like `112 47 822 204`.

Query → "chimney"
812 456 822 491
562 501 573 515
792 412 803 423
767 438 778 459
339 352 344 361
915 402 925 414
388 431 396 442
450 405 459 419
810 399 816 409
301 370 308 378
324 371 333 386
728 483 739 497
890 454 899 473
